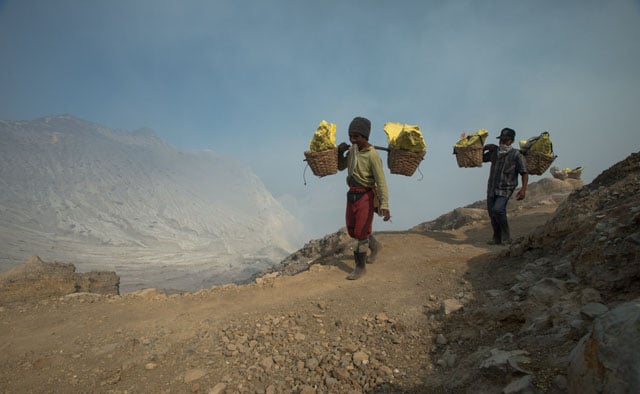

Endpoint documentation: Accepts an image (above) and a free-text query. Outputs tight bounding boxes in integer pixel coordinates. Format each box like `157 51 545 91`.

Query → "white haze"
0 115 304 292
1 1 639 242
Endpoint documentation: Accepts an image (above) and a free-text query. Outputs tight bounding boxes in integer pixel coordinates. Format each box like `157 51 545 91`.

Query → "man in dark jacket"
482 128 528 245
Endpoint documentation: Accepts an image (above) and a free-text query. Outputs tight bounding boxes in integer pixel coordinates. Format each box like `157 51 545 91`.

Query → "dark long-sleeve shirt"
483 148 527 197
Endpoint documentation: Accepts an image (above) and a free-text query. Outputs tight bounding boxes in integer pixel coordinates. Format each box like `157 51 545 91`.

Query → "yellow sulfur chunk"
455 129 488 148
528 132 553 156
309 120 337 152
384 122 403 146
384 122 426 153
521 131 554 157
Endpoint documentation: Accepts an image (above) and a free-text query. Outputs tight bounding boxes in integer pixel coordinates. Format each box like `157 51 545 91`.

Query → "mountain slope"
0 115 302 291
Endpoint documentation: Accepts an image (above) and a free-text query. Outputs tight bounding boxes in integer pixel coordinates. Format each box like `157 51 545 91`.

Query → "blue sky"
2 0 640 241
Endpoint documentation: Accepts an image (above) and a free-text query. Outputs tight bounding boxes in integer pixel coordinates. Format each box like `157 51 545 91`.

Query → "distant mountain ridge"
0 115 302 292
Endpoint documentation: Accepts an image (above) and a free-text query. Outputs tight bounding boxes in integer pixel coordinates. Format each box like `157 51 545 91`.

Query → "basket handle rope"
302 161 310 185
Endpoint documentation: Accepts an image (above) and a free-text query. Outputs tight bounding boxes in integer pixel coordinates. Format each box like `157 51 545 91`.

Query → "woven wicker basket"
567 167 582 179
387 147 425 176
525 151 556 175
304 147 338 177
453 145 483 168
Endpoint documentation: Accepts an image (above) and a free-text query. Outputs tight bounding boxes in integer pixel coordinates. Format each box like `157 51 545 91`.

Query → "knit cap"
348 117 371 139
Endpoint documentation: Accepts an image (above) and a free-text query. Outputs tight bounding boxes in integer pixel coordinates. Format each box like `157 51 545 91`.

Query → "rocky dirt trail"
0 204 557 394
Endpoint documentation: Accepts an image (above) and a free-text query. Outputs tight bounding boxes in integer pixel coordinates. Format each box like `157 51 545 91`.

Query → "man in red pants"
338 117 391 280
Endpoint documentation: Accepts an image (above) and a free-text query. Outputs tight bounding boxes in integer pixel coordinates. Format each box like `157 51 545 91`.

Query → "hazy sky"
2 0 639 242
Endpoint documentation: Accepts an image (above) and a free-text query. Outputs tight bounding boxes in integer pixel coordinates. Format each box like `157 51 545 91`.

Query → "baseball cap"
497 128 516 140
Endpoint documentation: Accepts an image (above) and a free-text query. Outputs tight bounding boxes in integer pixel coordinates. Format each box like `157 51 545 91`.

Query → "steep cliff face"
0 115 302 291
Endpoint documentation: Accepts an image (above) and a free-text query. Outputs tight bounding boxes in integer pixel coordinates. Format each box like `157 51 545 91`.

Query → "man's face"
499 138 513 146
349 133 366 146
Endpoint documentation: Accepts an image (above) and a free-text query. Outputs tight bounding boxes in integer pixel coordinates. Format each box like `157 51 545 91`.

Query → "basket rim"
304 146 338 155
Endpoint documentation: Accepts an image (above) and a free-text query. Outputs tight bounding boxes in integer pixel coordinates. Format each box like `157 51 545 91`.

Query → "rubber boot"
347 252 367 280
367 235 383 264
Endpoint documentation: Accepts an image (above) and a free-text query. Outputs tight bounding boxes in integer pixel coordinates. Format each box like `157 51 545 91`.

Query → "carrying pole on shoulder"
373 145 390 152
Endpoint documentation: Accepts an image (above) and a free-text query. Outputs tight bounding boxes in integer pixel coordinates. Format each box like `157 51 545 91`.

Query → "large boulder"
420 208 486 231
0 256 119 304
568 299 640 393
510 177 583 210
416 176 583 232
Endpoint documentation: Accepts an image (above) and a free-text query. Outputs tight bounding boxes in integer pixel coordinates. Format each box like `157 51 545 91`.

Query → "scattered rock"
580 302 609 319
183 368 207 383
442 299 464 315
479 349 531 375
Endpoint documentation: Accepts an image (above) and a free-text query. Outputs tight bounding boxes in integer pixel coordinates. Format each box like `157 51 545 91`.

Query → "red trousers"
345 187 374 240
